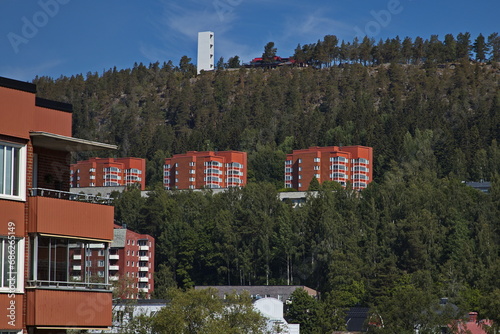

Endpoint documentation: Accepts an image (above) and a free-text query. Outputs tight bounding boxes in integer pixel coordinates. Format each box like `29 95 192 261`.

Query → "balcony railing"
30 188 113 205
26 279 109 290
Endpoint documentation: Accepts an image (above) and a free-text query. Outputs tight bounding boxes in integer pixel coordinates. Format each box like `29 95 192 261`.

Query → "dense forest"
33 33 500 332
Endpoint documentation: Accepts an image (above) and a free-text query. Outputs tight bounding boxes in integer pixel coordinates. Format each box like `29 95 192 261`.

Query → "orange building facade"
0 76 117 333
285 145 373 191
163 151 247 190
70 157 146 190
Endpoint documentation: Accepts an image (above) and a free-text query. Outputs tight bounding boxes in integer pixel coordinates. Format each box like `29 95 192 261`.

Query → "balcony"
109 276 119 281
139 288 149 293
138 277 149 283
139 255 149 261
28 188 114 241
72 265 82 271
109 254 119 260
139 245 149 251
73 254 82 260
109 265 119 271
139 266 149 272
26 289 112 329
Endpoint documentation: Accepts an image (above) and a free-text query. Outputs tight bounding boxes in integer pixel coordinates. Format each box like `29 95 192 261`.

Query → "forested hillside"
32 33 500 332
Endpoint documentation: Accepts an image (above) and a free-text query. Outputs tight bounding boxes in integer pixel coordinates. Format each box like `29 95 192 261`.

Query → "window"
331 164 347 171
354 158 369 164
189 162 195 166
89 168 96 172
0 142 26 200
285 160 292 165
314 174 321 179
330 156 347 163
0 236 23 291
314 166 320 170
127 168 142 174
285 175 292 181
103 167 121 173
227 177 242 184
353 166 369 172
205 168 221 174
189 185 195 189
98 250 104 256
314 157 320 162
189 169 195 174
30 235 109 288
285 167 293 173
98 260 105 267
298 159 302 163
164 164 171 169
228 162 243 168
90 175 95 179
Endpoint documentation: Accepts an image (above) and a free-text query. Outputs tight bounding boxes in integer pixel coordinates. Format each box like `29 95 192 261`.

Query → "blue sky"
0 0 498 81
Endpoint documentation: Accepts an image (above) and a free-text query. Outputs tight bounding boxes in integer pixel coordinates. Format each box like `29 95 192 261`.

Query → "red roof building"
163 151 247 190
285 145 373 191
71 157 146 190
450 312 494 334
0 76 116 332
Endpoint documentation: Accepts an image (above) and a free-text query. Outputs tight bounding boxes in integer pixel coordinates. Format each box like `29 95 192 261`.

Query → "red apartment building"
71 157 146 190
0 76 117 333
285 145 373 191
163 151 247 190
108 225 155 299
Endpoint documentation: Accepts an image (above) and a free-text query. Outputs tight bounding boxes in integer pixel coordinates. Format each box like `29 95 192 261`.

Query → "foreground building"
285 145 373 191
0 76 116 333
71 157 146 190
164 150 247 190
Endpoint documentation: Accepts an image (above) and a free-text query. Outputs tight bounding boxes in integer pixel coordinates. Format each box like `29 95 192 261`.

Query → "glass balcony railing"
30 187 113 205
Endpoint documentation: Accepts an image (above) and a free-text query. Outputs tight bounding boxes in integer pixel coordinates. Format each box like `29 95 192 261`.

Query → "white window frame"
0 142 26 201
0 236 25 293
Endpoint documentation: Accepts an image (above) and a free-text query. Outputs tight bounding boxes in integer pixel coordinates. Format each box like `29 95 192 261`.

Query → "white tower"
197 31 214 74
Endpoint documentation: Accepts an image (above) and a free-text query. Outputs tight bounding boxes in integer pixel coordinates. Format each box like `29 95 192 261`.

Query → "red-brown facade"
0 76 116 333
71 157 146 190
285 145 373 191
163 150 247 190
108 225 155 299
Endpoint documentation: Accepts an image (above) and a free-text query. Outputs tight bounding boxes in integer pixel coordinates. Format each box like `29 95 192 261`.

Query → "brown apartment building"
0 76 117 333
163 150 247 190
71 157 146 190
285 145 373 191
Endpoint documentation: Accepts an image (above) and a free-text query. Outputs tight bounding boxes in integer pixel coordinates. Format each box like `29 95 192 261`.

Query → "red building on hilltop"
71 157 146 190
285 145 373 191
0 76 116 333
163 151 247 190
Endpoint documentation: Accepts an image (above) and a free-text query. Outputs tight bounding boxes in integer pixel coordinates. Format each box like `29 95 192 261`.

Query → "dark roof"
35 97 73 113
0 76 36 93
345 307 369 332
